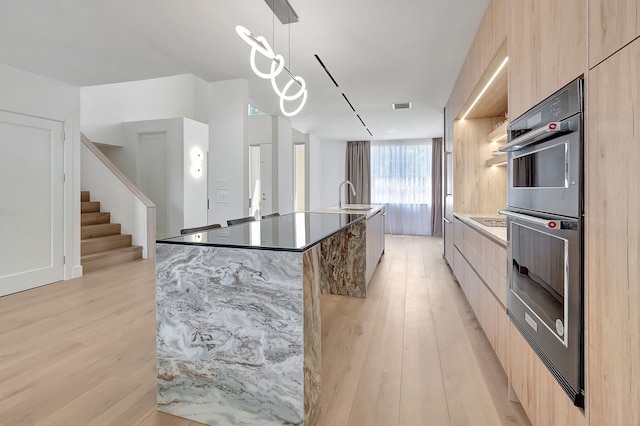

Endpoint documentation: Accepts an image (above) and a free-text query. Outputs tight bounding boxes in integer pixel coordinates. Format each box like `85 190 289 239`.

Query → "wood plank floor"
0 235 530 425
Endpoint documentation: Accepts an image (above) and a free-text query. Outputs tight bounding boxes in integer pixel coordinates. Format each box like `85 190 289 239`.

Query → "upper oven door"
502 114 582 217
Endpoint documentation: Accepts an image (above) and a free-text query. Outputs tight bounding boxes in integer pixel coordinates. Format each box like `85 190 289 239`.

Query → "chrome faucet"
338 180 356 209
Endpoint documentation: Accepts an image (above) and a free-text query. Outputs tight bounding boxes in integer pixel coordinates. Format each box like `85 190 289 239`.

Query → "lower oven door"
499 209 584 406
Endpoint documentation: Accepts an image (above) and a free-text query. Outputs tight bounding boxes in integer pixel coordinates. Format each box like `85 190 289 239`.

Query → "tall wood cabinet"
508 0 587 119
586 36 640 426
443 0 507 268
443 109 455 266
589 0 640 67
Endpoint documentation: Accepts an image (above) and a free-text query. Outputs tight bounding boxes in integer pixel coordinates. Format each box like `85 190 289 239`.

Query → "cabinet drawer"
456 219 507 307
454 246 508 372
453 218 464 250
509 323 585 425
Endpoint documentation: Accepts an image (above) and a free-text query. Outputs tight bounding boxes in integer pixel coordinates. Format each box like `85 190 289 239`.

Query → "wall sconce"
190 147 204 178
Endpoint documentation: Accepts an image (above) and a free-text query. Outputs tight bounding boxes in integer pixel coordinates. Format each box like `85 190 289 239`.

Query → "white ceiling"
0 0 490 141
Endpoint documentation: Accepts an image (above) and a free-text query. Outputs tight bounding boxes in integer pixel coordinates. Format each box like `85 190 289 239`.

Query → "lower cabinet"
454 216 586 425
453 218 508 372
509 323 585 426
365 208 385 283
443 218 454 266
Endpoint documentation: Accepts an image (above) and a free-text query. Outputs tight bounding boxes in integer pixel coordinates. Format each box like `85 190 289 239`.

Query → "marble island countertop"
157 211 366 252
454 212 507 246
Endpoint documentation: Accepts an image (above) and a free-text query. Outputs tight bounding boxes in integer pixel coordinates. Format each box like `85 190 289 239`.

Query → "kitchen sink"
339 204 373 212
469 216 507 227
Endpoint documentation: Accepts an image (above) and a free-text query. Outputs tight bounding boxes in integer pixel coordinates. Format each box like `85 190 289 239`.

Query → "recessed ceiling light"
385 129 398 133
392 102 412 110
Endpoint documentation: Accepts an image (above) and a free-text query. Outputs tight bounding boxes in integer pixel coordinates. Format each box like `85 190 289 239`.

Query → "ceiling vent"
392 102 412 110
263 0 299 24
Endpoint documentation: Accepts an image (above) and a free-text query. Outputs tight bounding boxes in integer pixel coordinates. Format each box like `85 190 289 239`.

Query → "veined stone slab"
156 244 309 425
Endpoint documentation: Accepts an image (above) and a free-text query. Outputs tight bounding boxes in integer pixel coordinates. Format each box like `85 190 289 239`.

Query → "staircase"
81 191 143 273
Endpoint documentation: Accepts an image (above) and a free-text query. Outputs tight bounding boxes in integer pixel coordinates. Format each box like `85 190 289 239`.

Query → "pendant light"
235 22 307 117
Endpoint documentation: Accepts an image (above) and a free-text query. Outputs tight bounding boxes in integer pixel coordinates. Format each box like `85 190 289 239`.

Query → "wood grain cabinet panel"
509 323 585 426
453 118 507 214
587 37 640 426
446 0 508 119
589 0 640 67
509 0 586 119
452 219 508 371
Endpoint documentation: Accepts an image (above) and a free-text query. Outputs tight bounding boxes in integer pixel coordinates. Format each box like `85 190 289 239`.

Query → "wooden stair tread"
79 191 145 272
81 234 132 256
81 212 111 226
81 245 142 261
81 223 121 239
81 246 143 273
81 201 101 213
81 233 131 243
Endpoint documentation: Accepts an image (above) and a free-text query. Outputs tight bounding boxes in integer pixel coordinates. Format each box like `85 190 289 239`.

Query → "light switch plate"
216 178 229 190
216 191 230 203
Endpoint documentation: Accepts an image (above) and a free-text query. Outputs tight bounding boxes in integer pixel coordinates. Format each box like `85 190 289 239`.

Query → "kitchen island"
155 211 378 425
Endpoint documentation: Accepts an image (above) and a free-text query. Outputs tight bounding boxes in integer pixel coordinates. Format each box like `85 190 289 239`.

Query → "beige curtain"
430 137 443 236
346 141 371 204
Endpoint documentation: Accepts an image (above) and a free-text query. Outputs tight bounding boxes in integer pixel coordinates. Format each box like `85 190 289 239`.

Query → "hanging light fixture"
235 24 307 117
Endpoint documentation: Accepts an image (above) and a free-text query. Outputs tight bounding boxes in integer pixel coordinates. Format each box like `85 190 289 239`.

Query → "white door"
260 143 273 216
139 132 168 239
249 145 261 217
0 111 64 296
294 143 306 212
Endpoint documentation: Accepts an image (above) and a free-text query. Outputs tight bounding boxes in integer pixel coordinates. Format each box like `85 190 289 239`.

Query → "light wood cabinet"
443 108 455 266
365 208 385 284
508 0 586 119
446 0 508 119
453 218 508 371
453 118 507 214
509 323 585 426
586 36 640 426
443 0 507 270
589 0 640 67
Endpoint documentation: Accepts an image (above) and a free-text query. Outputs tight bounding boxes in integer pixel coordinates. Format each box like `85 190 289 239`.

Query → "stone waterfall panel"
303 244 322 425
155 243 306 425
320 220 366 298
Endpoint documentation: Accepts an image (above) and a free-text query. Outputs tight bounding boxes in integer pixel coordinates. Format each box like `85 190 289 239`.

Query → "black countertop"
157 212 366 252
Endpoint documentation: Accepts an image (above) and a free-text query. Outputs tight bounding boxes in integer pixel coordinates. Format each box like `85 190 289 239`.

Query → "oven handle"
499 121 571 152
498 209 578 230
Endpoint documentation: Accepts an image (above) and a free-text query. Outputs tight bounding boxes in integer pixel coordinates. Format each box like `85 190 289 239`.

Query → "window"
371 140 432 235
248 104 266 116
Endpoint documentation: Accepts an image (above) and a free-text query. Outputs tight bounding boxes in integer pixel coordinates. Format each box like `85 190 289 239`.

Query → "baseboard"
71 265 83 278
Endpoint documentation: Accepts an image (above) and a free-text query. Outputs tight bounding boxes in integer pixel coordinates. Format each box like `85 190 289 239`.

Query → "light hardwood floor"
0 236 529 425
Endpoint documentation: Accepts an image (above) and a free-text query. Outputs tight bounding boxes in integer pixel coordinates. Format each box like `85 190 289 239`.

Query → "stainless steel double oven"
499 78 584 406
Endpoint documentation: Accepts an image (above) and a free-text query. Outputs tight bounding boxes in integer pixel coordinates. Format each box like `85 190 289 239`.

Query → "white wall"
121 118 210 237
124 119 183 237
275 117 293 215
208 79 248 226
0 62 82 278
308 135 346 210
248 114 272 144
81 74 207 146
182 118 209 228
